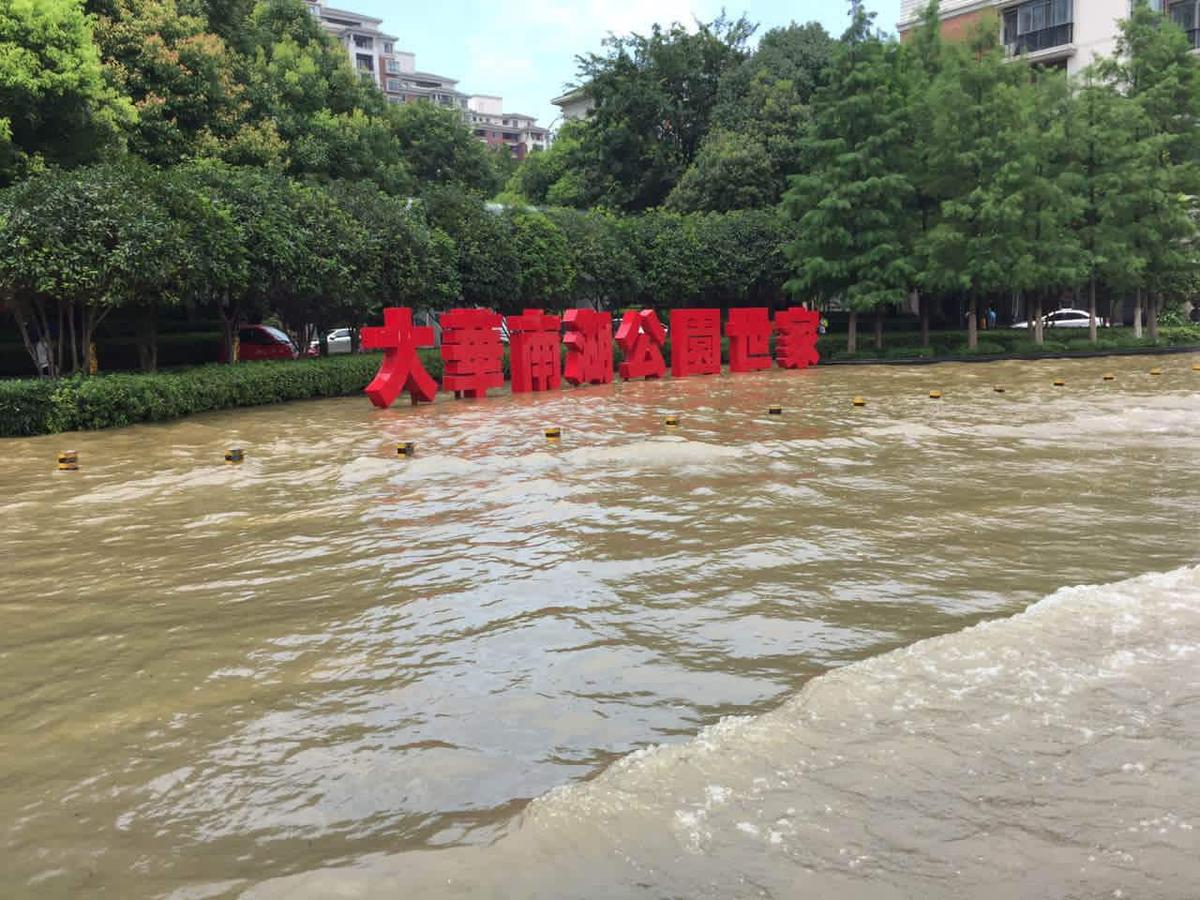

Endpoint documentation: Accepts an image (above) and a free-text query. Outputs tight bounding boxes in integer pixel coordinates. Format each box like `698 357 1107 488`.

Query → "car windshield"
261 326 292 343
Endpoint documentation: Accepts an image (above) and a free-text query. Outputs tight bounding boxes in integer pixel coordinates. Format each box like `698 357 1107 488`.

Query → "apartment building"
897 1 1176 74
307 2 397 87
305 1 545 152
551 87 594 122
467 96 550 159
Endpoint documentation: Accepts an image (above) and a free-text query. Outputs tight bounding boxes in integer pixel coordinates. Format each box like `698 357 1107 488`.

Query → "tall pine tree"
1101 0 1200 339
782 4 914 353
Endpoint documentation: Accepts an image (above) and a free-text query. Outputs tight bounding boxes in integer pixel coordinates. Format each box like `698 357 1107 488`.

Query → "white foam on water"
247 565 1200 900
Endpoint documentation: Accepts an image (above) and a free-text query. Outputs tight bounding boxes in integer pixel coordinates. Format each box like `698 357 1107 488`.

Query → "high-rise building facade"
305 2 545 155
897 1 1179 75
467 96 550 160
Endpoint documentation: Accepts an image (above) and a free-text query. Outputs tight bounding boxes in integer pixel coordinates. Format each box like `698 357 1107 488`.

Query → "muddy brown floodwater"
1 353 1198 899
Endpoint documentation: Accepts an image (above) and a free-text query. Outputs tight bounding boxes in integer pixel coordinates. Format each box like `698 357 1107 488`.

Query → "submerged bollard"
768 405 783 416
665 415 680 427
224 448 244 465
544 427 562 441
57 450 78 472
397 441 415 458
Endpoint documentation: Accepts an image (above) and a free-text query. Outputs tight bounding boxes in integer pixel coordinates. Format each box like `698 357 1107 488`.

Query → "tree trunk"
967 294 978 350
1134 289 1143 338
137 309 158 373
1034 296 1044 346
12 305 40 378
873 306 883 350
847 310 858 354
67 301 79 374
1088 275 1098 345
919 292 930 347
82 306 97 376
1148 292 1159 342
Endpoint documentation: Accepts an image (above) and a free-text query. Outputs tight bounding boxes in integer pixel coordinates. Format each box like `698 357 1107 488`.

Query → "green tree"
1065 67 1141 343
0 161 178 375
390 101 501 195
568 14 755 210
93 0 245 165
918 18 1032 350
1100 0 1200 340
423 185 520 309
508 210 574 311
177 162 303 362
666 131 777 212
545 207 638 310
782 6 914 352
668 22 833 212
0 0 136 184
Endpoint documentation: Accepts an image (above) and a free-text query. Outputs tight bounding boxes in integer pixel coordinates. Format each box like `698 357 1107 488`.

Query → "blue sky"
345 0 902 129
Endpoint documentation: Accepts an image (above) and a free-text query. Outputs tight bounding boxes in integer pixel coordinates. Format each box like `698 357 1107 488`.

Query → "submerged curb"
820 344 1200 366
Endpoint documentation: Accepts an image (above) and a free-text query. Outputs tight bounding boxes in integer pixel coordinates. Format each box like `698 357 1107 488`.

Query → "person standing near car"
987 306 998 330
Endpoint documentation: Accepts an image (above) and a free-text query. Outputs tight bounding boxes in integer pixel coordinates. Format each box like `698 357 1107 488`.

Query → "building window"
1003 0 1073 56
386 78 402 92
386 59 401 74
1169 1 1200 47
353 34 373 49
356 54 374 72
383 41 394 53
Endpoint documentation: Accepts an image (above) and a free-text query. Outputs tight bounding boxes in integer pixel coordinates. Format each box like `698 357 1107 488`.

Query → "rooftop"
315 4 384 26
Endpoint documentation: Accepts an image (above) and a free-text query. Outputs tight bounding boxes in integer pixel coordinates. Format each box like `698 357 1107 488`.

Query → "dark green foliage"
668 22 834 212
783 6 915 349
0 0 136 184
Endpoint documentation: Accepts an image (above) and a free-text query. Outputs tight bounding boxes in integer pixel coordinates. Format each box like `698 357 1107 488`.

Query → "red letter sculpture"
361 307 438 408
507 308 562 393
774 307 821 369
616 309 667 380
563 309 613 386
441 308 505 398
726 307 773 373
669 309 722 378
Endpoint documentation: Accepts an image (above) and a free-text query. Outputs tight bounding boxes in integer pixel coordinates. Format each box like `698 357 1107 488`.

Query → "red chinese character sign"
360 307 438 407
670 309 721 378
726 308 773 373
441 308 505 399
563 309 613 386
362 305 822 409
774 307 820 370
507 309 562 393
616 310 666 381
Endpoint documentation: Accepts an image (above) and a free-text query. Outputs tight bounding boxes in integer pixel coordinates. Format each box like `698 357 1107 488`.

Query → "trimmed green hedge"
0 354 386 437
819 325 1200 360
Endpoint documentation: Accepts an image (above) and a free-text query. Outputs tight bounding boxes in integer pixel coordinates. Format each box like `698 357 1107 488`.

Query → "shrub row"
823 326 1200 361
0 354 384 437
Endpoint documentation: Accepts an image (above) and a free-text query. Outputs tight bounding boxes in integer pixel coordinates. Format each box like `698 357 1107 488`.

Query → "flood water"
1 353 1197 899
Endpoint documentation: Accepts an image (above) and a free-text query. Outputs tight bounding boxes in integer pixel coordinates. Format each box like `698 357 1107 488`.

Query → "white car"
1012 308 1109 329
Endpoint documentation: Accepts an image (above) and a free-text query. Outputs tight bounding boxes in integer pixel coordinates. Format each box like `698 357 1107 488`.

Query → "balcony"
1005 22 1073 56
1002 1 1074 59
1170 0 1200 46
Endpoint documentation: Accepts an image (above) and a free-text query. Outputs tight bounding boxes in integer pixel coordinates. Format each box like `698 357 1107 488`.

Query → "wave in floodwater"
251 565 1200 900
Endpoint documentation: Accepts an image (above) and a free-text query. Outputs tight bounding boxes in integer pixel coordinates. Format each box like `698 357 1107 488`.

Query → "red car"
221 325 299 362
